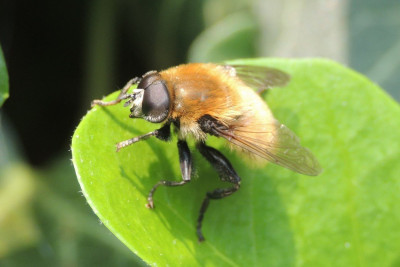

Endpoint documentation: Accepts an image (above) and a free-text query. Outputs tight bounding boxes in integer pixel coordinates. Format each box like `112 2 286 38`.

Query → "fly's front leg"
116 131 157 152
116 122 171 152
91 77 141 107
146 140 192 209
196 142 241 242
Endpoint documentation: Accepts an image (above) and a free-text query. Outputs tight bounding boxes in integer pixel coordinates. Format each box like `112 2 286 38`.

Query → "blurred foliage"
188 12 257 62
0 45 9 107
349 0 400 100
1 0 399 266
0 164 38 258
72 58 400 266
0 118 144 266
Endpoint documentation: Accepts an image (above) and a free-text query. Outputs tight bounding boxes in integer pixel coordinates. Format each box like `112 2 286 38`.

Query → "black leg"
91 77 141 107
115 123 171 151
196 142 241 242
146 140 192 208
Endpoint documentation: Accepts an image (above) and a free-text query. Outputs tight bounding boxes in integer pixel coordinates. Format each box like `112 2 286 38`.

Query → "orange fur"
159 63 279 154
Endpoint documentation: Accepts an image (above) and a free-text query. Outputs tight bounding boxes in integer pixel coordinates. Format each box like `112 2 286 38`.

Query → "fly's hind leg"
91 77 141 107
146 140 193 209
196 142 241 242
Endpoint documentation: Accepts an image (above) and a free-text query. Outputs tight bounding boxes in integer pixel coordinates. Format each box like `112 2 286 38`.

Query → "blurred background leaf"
0 45 9 107
0 116 144 266
0 0 399 266
188 11 257 62
349 0 400 100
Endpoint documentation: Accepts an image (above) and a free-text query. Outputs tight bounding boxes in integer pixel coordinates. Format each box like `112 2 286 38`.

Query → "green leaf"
72 58 400 266
0 45 9 107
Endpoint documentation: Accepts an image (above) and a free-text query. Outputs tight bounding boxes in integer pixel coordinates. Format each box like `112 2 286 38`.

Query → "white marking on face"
130 89 144 117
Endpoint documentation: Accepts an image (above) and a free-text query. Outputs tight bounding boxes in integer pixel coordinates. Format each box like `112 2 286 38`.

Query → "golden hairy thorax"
160 63 276 141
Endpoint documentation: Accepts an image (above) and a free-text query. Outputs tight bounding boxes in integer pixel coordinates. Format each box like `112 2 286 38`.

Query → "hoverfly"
92 63 322 241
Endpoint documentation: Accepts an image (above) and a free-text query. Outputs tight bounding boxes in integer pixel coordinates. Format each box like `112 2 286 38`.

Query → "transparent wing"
224 64 291 92
214 121 322 176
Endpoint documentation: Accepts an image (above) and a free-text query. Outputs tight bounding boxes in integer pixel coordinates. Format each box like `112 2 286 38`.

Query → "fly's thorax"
161 64 236 122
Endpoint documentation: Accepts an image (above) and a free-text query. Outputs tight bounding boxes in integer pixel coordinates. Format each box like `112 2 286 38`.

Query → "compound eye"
142 81 170 123
137 71 159 89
